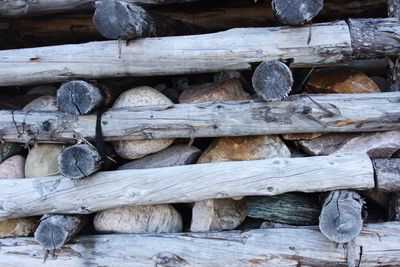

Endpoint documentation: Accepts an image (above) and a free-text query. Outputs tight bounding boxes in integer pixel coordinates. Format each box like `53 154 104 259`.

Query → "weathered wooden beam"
0 222 398 266
0 93 399 143
0 20 352 86
0 154 374 220
388 0 400 91
0 0 199 18
372 158 400 192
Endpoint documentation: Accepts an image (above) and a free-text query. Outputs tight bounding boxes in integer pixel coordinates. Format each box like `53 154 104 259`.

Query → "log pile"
0 0 399 266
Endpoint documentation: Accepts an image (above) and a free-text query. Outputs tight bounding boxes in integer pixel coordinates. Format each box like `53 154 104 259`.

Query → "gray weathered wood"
58 144 102 179
372 158 400 192
0 20 352 86
389 192 400 221
118 144 201 170
57 80 103 115
252 60 293 101
0 222 399 266
0 154 374 220
0 92 399 143
93 0 197 40
34 214 87 250
388 0 400 91
0 0 199 18
349 18 400 59
272 0 324 25
319 190 364 243
245 193 320 226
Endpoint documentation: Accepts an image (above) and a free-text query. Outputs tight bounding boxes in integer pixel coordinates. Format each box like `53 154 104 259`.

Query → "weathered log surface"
0 93 399 143
388 0 400 91
271 0 324 25
0 222 399 266
0 20 352 86
372 158 400 192
0 154 374 220
319 190 364 243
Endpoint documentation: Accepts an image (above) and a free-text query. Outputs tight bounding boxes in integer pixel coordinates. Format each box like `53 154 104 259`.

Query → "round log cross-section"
271 0 324 25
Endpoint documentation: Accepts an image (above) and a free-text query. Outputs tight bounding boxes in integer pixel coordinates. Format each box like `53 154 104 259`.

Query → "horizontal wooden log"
0 93 399 143
0 222 398 266
0 20 352 86
372 158 400 192
0 0 199 18
0 154 374 220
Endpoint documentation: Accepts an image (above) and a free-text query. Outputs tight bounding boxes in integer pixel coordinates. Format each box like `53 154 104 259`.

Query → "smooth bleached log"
252 60 293 101
93 0 197 40
271 0 324 25
0 223 399 266
34 214 87 250
57 80 103 115
58 144 102 179
1 92 400 143
0 154 374 220
0 20 352 86
372 158 400 192
245 193 320 226
319 190 364 243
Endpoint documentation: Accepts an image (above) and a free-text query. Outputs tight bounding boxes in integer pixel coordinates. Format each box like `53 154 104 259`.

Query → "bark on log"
389 192 400 221
57 80 103 115
0 154 374 220
271 0 324 25
0 20 353 86
93 0 198 40
252 60 293 101
0 0 199 18
349 18 400 59
34 214 87 250
319 190 364 243
388 0 400 91
58 144 102 179
372 158 400 192
0 222 399 266
0 92 399 143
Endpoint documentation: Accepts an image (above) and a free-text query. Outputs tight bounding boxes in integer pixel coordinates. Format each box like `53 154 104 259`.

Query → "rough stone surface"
198 135 291 163
306 69 380 94
25 144 64 177
0 155 25 179
112 87 174 159
297 131 400 158
179 78 250 103
190 199 246 232
0 218 37 238
118 144 201 170
94 205 182 234
22 95 58 111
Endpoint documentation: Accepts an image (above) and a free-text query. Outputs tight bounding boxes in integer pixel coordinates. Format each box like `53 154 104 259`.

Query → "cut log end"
58 144 102 179
319 190 364 243
271 0 324 25
252 60 293 101
57 80 103 115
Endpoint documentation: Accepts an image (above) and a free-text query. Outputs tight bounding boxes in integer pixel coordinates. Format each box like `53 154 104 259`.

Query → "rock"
179 78 250 103
25 144 64 177
22 95 58 111
198 135 291 163
118 144 201 170
94 205 182 234
0 142 23 163
26 85 57 96
190 199 246 232
112 87 174 159
297 131 400 158
0 218 37 238
306 69 380 94
0 155 25 179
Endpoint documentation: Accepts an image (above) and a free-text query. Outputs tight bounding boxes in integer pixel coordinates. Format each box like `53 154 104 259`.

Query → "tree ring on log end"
272 0 324 25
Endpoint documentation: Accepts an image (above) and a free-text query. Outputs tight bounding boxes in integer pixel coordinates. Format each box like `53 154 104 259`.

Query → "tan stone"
94 204 182 234
198 135 291 163
22 95 58 111
306 69 380 94
25 144 64 177
112 87 174 159
0 217 37 238
0 155 25 179
179 78 250 103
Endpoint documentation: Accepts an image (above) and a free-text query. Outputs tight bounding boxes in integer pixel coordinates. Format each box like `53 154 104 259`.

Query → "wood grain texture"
0 154 374 220
0 20 351 86
0 92 399 143
271 0 324 25
372 158 400 192
388 0 400 91
0 222 398 266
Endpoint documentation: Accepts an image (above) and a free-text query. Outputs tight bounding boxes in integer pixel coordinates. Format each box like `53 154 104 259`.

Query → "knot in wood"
154 252 188 266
